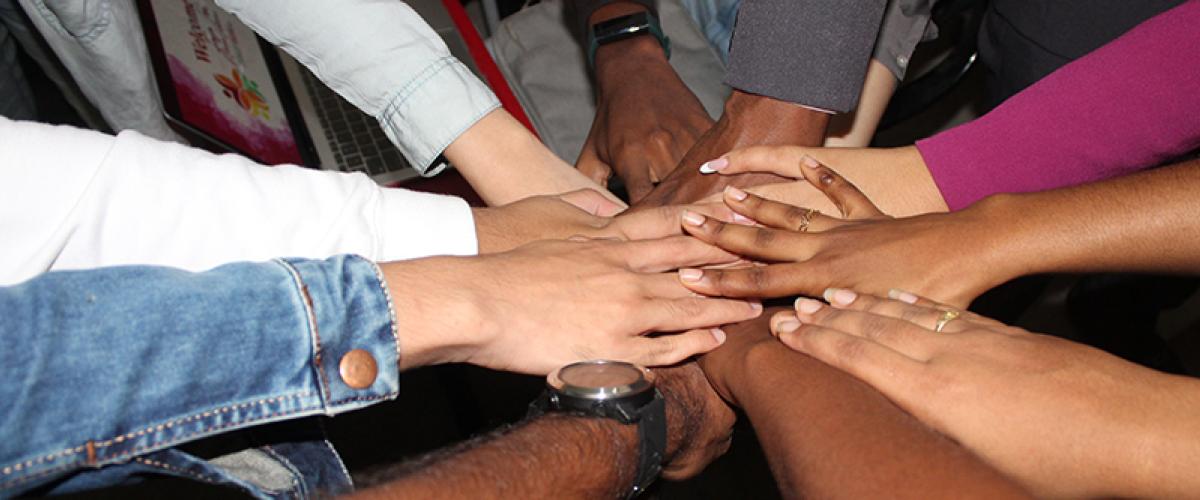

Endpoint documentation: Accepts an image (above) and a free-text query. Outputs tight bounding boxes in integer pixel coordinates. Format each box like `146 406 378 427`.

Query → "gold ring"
798 208 818 233
934 309 961 333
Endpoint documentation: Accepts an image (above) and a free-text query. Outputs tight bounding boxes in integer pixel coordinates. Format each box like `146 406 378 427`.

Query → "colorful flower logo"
216 68 269 120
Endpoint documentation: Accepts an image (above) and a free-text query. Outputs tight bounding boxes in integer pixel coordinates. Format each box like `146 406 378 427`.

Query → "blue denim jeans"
0 256 401 498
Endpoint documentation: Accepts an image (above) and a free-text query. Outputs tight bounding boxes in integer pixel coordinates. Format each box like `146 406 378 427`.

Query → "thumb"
557 188 626 217
699 145 814 180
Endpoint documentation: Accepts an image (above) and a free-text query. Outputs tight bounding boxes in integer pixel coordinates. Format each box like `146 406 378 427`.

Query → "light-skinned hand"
774 288 1200 498
383 236 763 375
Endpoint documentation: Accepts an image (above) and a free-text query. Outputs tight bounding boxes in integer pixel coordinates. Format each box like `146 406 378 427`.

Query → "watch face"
548 360 655 400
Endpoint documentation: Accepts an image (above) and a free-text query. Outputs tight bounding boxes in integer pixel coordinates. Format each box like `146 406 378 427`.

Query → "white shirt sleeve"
214 0 501 174
0 118 478 286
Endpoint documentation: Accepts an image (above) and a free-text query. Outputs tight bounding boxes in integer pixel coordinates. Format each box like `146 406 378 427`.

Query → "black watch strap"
526 389 668 498
628 392 666 498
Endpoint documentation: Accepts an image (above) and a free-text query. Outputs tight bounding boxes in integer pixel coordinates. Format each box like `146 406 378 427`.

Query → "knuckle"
782 205 808 229
832 335 868 365
752 228 776 248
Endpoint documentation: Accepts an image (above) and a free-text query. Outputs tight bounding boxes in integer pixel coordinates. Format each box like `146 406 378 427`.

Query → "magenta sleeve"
915 0 1200 210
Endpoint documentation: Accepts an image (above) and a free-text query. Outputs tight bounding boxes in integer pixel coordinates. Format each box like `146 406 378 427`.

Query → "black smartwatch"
528 360 667 498
587 11 671 69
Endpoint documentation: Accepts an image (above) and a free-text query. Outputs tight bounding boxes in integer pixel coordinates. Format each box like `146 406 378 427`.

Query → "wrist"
379 258 486 371
715 90 831 148
964 193 1043 284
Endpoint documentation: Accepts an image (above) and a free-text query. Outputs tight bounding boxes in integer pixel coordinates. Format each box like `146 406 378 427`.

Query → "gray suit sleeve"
725 0 887 113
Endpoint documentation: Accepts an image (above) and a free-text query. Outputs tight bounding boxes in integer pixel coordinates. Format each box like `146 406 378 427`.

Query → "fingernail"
710 327 727 344
801 155 821 169
679 268 703 282
681 210 705 226
795 297 823 315
724 185 748 201
775 320 801 335
888 288 920 304
699 158 729 174
824 288 858 306
749 301 763 313
731 212 755 225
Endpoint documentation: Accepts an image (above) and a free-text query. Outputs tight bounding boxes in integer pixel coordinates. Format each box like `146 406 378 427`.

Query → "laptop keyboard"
299 69 410 176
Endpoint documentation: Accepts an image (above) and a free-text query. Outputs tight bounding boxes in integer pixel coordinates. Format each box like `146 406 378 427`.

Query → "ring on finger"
933 309 961 333
798 208 818 233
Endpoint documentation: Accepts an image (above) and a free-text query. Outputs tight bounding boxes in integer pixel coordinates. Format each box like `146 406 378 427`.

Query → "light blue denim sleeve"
0 255 400 494
215 0 501 175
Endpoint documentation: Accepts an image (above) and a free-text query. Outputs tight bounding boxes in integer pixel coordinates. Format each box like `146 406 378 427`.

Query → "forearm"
0 256 400 494
216 0 499 172
970 158 1200 280
445 109 623 207
915 0 1200 210
348 414 638 499
723 324 1026 498
0 119 477 286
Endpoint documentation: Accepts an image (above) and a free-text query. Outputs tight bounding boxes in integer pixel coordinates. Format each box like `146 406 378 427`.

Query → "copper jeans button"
338 349 378 389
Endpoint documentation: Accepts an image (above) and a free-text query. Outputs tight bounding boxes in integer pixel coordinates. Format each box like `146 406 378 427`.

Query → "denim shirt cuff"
279 256 401 411
376 57 501 175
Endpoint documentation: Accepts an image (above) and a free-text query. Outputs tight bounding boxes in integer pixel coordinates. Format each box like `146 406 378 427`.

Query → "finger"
576 148 613 187
618 235 739 273
698 145 809 179
607 203 735 241
681 212 815 262
679 264 827 299
721 186 843 232
628 328 728 367
818 288 964 334
795 156 884 219
643 296 763 333
792 296 942 358
886 288 1007 329
642 273 705 299
557 188 626 217
776 323 924 401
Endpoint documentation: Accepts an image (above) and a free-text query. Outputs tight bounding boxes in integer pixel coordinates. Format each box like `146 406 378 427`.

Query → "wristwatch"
587 11 671 69
528 360 667 498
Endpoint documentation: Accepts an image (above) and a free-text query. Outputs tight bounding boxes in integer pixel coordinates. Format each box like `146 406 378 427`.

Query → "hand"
774 288 1200 498
696 144 948 217
383 236 763 375
678 157 1008 307
656 362 736 480
634 90 829 208
474 189 739 253
578 35 713 202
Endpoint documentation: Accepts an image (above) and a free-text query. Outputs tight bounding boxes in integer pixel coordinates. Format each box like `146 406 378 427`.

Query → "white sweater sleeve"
0 118 477 285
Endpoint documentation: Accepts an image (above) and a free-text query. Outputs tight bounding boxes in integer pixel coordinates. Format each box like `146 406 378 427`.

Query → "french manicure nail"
825 288 858 306
830 287 859 304
724 185 749 201
711 328 727 344
679 268 703 282
699 158 729 174
682 210 705 226
775 320 801 335
795 297 823 315
801 155 821 169
888 288 920 304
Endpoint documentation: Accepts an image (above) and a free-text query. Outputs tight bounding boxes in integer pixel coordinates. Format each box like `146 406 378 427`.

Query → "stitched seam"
259 445 304 496
0 400 326 489
365 258 402 373
0 392 310 478
377 57 456 122
276 259 332 403
133 457 219 485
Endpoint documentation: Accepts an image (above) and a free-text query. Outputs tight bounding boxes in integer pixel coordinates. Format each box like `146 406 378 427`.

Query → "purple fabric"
916 0 1200 210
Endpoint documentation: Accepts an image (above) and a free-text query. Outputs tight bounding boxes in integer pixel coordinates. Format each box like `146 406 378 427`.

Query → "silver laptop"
139 0 481 185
